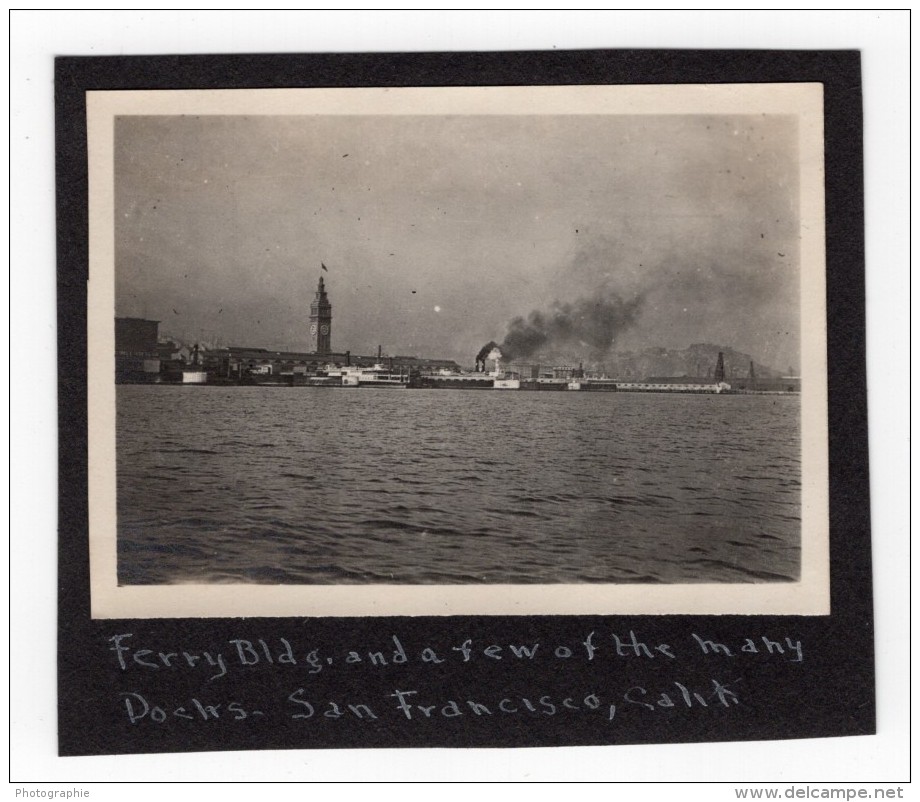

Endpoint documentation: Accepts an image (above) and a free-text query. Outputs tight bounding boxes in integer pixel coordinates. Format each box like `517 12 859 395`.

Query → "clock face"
320 324 329 335
310 324 317 335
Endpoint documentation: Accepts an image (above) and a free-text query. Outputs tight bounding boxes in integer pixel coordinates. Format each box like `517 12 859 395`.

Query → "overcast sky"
115 113 800 370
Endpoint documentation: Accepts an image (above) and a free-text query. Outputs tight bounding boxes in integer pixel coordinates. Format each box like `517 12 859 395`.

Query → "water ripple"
116 387 801 585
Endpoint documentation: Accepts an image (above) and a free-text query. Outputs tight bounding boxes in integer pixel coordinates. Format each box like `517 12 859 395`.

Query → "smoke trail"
475 341 500 363
496 290 645 362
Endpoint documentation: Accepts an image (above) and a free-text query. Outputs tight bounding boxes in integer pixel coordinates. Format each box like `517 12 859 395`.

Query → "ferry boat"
339 364 409 388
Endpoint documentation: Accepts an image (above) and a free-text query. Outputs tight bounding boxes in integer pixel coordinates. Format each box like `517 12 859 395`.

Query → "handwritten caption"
107 629 803 727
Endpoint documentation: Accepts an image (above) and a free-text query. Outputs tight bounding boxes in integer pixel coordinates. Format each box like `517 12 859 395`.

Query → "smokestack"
346 350 351 367
378 344 382 360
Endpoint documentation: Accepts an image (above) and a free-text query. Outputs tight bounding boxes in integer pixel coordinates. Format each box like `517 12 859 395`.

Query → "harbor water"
116 386 801 585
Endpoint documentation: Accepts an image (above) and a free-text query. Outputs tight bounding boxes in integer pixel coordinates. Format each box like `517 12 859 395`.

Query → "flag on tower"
321 262 328 272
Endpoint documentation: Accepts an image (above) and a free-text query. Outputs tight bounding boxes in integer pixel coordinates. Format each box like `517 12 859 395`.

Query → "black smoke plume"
495 290 645 362
475 341 500 363
474 341 501 372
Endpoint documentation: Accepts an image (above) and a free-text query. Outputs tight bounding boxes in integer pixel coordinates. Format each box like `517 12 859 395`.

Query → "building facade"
115 317 161 383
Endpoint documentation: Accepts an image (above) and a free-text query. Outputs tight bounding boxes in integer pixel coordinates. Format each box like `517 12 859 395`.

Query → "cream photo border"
87 83 829 618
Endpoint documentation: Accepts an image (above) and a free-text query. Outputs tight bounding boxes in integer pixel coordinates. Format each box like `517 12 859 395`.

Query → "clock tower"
309 275 332 354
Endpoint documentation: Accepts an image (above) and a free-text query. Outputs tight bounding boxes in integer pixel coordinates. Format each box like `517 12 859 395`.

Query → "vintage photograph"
87 85 829 617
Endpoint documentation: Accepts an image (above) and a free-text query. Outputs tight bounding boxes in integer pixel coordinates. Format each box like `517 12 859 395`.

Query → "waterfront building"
115 317 161 383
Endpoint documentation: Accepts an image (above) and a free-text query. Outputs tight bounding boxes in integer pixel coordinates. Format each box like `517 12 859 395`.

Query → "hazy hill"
595 343 783 380
520 343 784 380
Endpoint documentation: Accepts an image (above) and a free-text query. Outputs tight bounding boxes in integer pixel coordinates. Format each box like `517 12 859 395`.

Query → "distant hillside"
599 344 782 381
